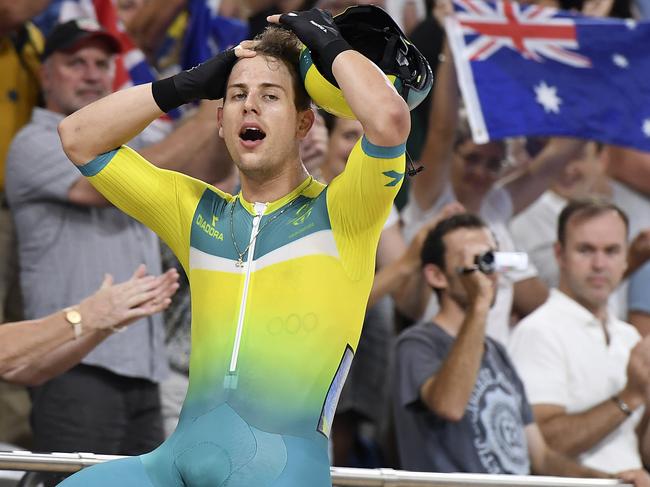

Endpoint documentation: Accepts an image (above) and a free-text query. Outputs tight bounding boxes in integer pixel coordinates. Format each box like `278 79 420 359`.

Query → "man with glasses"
401 39 584 343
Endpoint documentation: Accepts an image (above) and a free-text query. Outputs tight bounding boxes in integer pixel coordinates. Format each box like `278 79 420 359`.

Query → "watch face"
66 310 82 324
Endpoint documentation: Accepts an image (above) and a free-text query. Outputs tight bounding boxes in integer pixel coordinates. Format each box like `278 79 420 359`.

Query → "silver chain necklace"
229 178 314 267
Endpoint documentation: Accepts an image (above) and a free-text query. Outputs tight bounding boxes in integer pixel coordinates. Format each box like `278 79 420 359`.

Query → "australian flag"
447 0 650 152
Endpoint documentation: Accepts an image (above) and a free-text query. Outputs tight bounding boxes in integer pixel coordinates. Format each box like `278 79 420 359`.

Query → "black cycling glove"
151 48 237 113
278 8 352 84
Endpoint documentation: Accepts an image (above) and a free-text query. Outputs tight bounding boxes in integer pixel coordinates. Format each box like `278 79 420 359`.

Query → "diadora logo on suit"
195 213 224 241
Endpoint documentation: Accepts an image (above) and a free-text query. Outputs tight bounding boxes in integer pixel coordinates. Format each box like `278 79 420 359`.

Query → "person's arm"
369 221 409 308
630 312 650 338
370 223 430 321
504 137 586 216
419 302 489 420
625 229 650 279
59 82 160 165
419 251 495 420
634 410 650 468
67 100 231 206
123 0 186 59
525 423 613 478
628 263 650 337
329 51 410 147
0 265 179 385
368 256 431 321
527 423 650 487
606 146 650 197
533 335 650 457
411 41 458 212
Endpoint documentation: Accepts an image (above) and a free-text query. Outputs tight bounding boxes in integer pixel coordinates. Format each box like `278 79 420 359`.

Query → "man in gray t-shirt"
392 213 642 482
395 320 532 473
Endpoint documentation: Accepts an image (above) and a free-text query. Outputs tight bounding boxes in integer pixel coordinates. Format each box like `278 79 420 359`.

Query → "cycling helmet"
299 5 433 119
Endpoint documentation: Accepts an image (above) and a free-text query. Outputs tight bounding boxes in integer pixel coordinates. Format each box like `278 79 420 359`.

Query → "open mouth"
239 127 266 142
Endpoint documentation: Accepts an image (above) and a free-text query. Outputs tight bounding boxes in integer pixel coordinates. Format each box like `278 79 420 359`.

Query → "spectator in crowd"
5 17 228 484
509 199 650 474
1 266 178 385
393 213 649 486
509 141 650 319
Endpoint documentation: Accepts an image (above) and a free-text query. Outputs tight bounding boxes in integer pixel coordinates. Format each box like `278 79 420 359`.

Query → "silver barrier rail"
0 451 632 487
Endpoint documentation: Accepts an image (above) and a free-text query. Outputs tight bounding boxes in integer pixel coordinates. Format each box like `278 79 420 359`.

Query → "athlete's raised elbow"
58 117 90 166
366 98 411 146
377 97 411 145
390 100 412 142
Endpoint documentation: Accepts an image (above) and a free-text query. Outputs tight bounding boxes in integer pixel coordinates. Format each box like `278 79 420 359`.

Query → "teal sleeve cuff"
78 149 119 177
361 136 406 159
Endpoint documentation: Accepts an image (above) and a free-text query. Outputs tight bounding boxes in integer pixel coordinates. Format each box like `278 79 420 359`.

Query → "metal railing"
0 451 632 487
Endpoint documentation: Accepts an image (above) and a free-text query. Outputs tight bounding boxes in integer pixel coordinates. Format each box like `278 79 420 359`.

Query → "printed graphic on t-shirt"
467 367 530 474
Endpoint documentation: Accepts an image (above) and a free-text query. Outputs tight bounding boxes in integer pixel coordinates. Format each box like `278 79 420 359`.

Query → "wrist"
62 306 83 339
615 389 643 415
469 298 491 315
315 39 353 84
78 298 114 334
151 77 185 113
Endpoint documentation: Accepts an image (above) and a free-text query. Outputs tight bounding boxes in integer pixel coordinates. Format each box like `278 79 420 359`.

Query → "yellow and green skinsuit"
60 136 405 487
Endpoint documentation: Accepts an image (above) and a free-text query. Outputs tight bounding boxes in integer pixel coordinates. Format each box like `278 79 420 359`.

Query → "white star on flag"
625 19 637 29
613 54 629 68
534 81 562 114
643 119 650 138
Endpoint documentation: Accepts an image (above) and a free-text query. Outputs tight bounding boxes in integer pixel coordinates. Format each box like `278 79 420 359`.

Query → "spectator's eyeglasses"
456 151 509 175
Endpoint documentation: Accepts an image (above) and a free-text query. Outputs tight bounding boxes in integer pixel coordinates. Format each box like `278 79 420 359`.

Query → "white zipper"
228 202 267 374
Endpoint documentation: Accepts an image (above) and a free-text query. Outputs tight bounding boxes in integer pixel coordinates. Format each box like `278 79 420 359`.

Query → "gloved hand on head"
277 8 352 83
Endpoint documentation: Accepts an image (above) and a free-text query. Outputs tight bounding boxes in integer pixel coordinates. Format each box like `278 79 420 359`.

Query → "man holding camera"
393 213 650 485
509 199 650 474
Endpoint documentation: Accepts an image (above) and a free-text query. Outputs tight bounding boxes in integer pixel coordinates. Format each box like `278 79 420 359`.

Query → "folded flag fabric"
447 0 650 152
181 0 248 71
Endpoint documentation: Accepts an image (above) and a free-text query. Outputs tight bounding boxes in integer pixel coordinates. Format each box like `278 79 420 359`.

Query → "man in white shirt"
509 198 650 473
509 141 650 319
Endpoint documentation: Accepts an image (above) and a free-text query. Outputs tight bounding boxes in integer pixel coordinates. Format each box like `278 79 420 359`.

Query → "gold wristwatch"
63 306 83 339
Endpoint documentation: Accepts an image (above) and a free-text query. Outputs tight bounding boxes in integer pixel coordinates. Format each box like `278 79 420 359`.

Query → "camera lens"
475 251 495 274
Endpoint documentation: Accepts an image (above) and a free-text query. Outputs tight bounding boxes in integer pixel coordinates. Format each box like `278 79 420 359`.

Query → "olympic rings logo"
266 313 319 335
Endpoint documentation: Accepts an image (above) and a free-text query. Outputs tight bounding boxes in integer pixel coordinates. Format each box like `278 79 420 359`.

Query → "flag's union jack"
447 0 650 152
455 0 591 67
